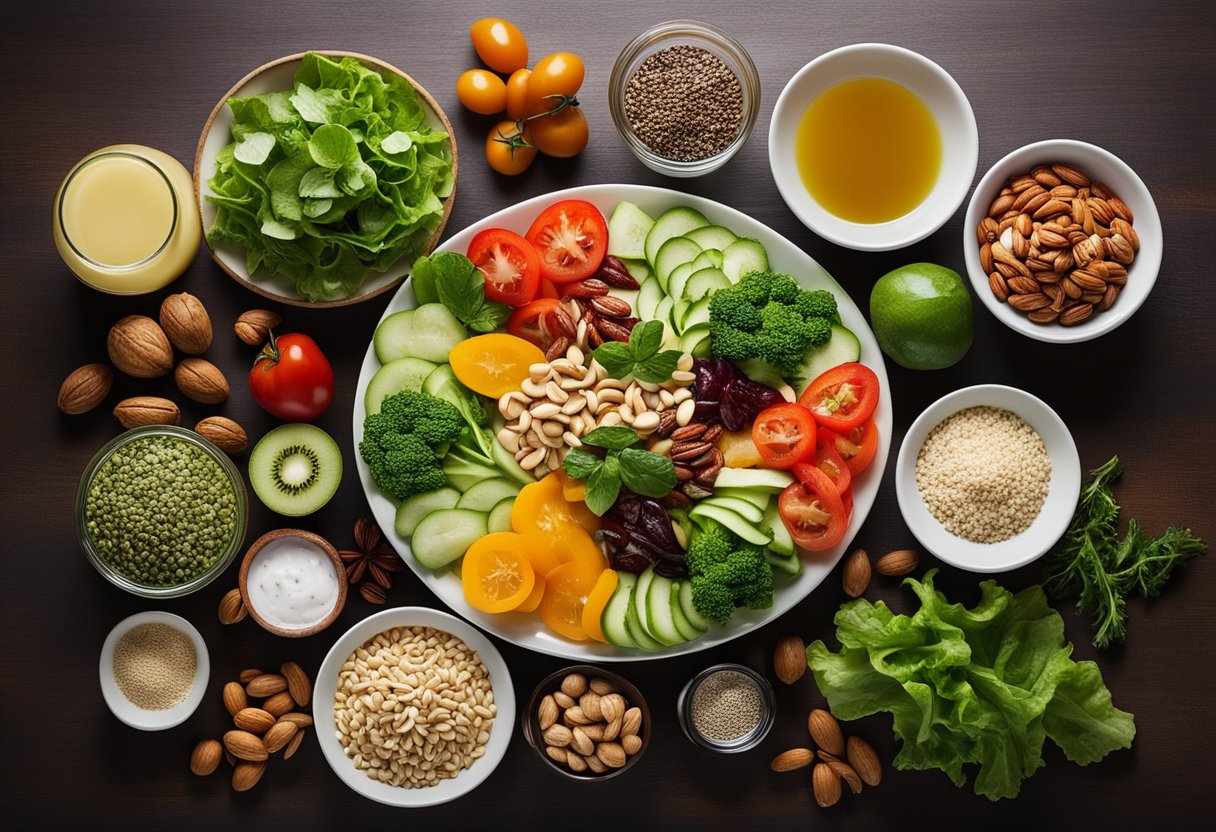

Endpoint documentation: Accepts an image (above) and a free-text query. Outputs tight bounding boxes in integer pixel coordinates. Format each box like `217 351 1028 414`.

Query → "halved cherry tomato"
462 532 536 613
581 569 619 643
824 418 879 475
538 559 602 641
537 279 561 300
840 486 854 521
778 465 848 552
525 199 607 283
449 333 544 398
470 18 528 74
456 69 507 115
505 68 532 120
794 430 852 496
752 403 817 470
467 228 540 307
507 298 569 349
530 106 589 158
798 363 880 433
524 52 585 117
485 120 537 176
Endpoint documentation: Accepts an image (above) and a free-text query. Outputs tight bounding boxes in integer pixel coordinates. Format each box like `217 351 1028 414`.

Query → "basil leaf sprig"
591 320 682 384
409 251 511 332
562 426 677 516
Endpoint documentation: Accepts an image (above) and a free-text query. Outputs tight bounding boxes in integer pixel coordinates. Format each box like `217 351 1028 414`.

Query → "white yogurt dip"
245 536 340 630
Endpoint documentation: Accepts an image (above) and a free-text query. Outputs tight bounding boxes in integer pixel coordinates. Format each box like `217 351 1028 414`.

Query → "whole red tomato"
249 333 334 421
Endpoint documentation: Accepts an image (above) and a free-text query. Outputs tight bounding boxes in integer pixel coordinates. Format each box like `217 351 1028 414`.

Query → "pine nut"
563 431 582 447
530 402 561 419
633 411 661 432
566 345 584 365
520 446 546 470
529 363 551 381
677 353 694 371
599 410 623 427
545 381 570 403
673 388 693 403
584 390 598 412
659 389 675 407
671 370 696 384
676 399 696 426
541 421 565 438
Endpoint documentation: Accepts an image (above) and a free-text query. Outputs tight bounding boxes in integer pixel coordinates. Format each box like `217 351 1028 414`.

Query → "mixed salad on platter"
357 195 885 650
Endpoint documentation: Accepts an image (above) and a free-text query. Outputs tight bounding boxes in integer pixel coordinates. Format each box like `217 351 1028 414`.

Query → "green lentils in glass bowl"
75 425 248 598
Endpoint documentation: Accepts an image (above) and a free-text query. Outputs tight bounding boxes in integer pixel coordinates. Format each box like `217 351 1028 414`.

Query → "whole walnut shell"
160 292 212 355
57 363 113 414
175 358 230 404
107 315 173 378
195 416 248 455
113 396 181 429
234 309 282 347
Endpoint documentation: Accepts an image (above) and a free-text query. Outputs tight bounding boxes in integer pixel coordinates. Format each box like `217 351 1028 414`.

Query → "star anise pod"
339 518 400 602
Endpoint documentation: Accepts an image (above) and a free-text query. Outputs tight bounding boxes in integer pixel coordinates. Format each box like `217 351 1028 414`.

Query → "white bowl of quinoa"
98 611 210 730
895 384 1080 573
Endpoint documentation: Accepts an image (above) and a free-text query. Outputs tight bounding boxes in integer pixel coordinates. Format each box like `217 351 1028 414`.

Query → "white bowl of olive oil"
769 43 978 251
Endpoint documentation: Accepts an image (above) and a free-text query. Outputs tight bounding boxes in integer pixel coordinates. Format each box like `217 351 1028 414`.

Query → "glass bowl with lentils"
609 20 760 176
677 663 775 752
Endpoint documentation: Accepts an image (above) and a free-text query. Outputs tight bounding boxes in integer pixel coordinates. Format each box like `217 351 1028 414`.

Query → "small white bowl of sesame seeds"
895 384 1081 573
99 611 210 731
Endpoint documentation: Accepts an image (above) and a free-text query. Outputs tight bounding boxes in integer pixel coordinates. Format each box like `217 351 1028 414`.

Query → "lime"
869 263 973 370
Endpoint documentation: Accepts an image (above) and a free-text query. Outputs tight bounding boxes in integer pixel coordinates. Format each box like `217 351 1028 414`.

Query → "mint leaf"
462 301 512 333
409 254 440 305
562 448 602 480
617 448 678 497
309 124 359 168
592 342 635 378
633 350 681 384
584 463 622 516
234 131 276 165
582 426 640 451
628 319 665 359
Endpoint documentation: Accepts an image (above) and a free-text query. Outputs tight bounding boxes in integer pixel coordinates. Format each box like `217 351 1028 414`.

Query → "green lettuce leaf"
807 570 1134 801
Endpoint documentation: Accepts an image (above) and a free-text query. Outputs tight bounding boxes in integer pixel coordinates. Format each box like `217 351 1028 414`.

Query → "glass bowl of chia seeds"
677 663 775 752
609 20 761 177
75 425 248 598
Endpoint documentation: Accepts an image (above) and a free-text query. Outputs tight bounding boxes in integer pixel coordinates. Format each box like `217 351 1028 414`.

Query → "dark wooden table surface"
4 1 1214 828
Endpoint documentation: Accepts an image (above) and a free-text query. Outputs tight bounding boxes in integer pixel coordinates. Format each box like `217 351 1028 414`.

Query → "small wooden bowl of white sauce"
239 529 346 637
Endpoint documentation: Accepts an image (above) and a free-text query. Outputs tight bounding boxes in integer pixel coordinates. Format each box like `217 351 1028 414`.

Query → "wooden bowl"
193 51 458 308
238 528 347 637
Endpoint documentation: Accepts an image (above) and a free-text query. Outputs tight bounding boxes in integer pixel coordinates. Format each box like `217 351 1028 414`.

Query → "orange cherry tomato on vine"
751 403 817 469
531 106 589 158
470 18 528 74
485 120 537 176
524 52 585 116
505 68 531 120
456 69 507 115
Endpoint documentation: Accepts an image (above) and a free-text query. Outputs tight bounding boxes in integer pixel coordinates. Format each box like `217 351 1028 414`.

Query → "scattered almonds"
217 588 247 625
771 705 884 809
842 548 871 597
874 549 920 577
773 635 807 684
537 673 645 775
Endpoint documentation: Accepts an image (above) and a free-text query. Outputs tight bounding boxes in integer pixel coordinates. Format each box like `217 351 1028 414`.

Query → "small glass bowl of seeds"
76 425 249 598
677 663 775 752
609 20 760 177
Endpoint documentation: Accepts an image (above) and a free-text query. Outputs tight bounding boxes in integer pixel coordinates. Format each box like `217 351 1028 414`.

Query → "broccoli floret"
708 271 841 374
685 519 776 625
359 391 464 501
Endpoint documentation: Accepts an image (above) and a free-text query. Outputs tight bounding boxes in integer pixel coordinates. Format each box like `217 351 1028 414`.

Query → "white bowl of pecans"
963 139 1162 343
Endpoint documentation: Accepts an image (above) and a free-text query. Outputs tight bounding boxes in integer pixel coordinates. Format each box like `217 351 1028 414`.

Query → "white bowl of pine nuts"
963 139 1162 343
313 607 515 806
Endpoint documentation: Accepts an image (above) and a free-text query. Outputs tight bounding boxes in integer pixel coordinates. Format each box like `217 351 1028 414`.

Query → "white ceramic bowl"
963 139 1162 343
312 607 515 807
769 43 978 251
895 384 1080 573
99 611 210 731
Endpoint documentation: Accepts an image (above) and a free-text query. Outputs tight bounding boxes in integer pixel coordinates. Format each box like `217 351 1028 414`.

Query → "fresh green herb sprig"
562 426 677 515
1043 455 1207 648
409 251 510 332
592 320 682 384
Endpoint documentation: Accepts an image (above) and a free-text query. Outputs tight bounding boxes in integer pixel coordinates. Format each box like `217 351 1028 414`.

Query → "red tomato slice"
537 279 561 300
840 486 853 520
752 403 817 470
778 465 847 552
825 418 879 475
524 199 608 284
798 363 880 433
467 228 541 307
793 430 853 496
507 298 570 349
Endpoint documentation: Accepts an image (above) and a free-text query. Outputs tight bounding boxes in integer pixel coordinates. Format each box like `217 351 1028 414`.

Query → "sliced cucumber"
373 309 415 364
456 478 521 512
713 487 772 513
765 548 803 576
654 236 702 291
689 503 773 545
489 414 536 486
644 206 710 266
601 572 638 648
634 565 658 641
670 299 690 334
421 364 456 398
394 487 460 539
678 580 711 632
765 500 795 556
689 250 721 274
681 297 712 331
701 494 765 524
410 508 487 569
679 324 710 357
653 296 675 335
713 467 795 491
791 324 863 394
721 237 769 283
684 224 738 251
685 268 730 302
637 278 663 322
487 497 514 533
624 582 664 650
607 201 655 259
669 580 702 641
646 571 686 645
663 261 694 299
622 258 653 285
365 356 438 414
408 303 468 363
441 455 502 492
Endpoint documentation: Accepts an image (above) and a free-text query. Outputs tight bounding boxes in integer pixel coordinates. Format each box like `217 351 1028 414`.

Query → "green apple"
870 263 974 370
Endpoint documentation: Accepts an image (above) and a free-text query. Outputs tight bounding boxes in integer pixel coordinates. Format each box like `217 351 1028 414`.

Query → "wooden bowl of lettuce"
193 51 458 307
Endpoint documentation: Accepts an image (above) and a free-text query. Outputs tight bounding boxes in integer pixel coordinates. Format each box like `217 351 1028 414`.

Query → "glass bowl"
609 20 760 177
75 425 248 598
521 664 651 781
677 663 775 752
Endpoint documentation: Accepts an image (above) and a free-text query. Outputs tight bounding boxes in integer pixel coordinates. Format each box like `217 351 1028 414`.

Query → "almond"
602 716 622 742
263 719 299 754
583 753 607 773
808 709 845 756
875 549 919 576
537 694 559 730
190 739 223 776
565 750 588 772
589 677 618 695
278 712 314 729
239 668 263 684
543 724 572 747
159 292 212 355
175 358 229 404
233 708 276 735
599 693 626 723
620 707 642 737
195 416 248 455
222 682 246 717
113 396 180 429
562 705 592 726
578 691 603 722
234 309 281 347
223 730 268 762
595 741 627 769
847 735 882 786
246 673 287 698
570 727 595 757
553 691 576 710
232 761 266 792
560 673 588 698
108 315 173 378
1059 302 1094 326
1051 163 1090 187
621 733 643 756
57 363 113 414
770 748 815 772
828 759 864 793
281 661 312 707
813 763 842 807
773 635 807 684
262 691 295 718
842 548 871 598
282 728 306 760
217 588 246 625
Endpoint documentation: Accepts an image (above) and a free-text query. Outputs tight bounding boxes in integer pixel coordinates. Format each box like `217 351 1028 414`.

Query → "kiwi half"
248 424 342 516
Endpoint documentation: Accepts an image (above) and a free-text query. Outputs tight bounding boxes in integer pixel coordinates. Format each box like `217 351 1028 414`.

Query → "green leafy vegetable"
409 251 511 332
563 427 677 515
1043 455 1206 648
807 570 1135 801
591 320 681 384
205 52 453 302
